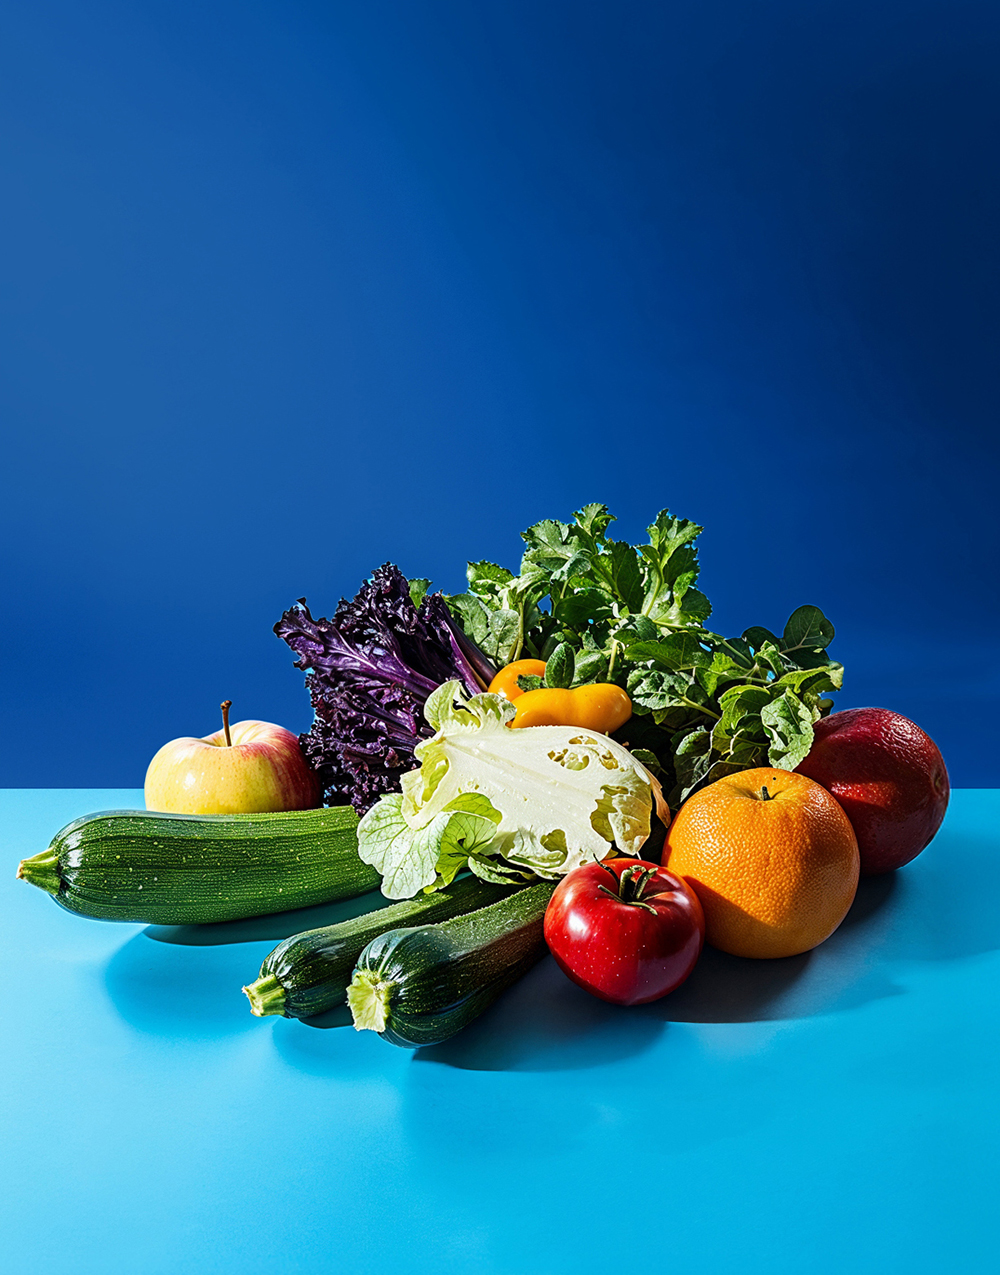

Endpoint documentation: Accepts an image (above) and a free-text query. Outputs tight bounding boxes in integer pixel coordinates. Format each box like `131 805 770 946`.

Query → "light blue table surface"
2 789 997 1275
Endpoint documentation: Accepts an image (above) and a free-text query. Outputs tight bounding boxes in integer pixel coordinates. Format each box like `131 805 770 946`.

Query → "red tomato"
544 858 705 1005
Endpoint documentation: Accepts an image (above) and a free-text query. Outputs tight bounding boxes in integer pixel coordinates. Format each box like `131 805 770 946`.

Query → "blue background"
2 0 998 786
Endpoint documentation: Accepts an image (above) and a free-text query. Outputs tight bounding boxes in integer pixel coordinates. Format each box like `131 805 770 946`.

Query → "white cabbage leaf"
357 680 665 898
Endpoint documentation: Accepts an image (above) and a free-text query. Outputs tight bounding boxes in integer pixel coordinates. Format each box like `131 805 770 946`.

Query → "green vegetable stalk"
441 504 843 809
243 875 515 1019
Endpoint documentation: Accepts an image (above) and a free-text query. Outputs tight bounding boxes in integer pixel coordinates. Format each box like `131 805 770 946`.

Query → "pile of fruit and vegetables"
17 505 951 1047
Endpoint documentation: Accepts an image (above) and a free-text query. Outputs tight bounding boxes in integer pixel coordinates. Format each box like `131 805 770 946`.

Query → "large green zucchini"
243 875 517 1020
347 880 556 1047
16 807 379 925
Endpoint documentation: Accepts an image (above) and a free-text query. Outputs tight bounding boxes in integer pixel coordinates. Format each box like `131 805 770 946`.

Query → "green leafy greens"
356 680 666 898
444 505 842 809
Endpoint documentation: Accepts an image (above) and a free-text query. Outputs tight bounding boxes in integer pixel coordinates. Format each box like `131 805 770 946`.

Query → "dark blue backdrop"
2 0 997 787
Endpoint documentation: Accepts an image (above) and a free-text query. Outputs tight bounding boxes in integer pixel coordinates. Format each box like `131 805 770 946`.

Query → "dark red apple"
796 708 949 875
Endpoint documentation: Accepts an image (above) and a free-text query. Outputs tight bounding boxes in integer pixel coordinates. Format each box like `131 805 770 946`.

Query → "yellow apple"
144 711 321 815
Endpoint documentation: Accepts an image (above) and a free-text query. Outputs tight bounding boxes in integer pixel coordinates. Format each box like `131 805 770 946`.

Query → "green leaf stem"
440 506 843 810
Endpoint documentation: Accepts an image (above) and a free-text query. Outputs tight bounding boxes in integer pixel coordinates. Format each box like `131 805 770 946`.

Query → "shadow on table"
104 930 272 1037
143 888 392 946
412 876 895 1072
658 872 900 1025
103 823 1000 1055
105 889 394 1036
416 828 1000 1071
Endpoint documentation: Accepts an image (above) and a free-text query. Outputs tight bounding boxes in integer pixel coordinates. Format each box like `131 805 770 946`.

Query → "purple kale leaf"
275 564 495 814
420 591 500 690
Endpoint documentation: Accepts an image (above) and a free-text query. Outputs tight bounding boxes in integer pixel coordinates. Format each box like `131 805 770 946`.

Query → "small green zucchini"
347 880 556 1047
16 806 379 925
243 875 517 1020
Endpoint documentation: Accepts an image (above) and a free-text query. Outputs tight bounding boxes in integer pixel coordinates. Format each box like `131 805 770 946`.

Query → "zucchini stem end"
347 970 394 1033
16 849 61 895
243 974 286 1017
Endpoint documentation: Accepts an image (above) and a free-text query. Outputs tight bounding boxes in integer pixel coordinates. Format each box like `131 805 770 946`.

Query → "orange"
663 768 859 959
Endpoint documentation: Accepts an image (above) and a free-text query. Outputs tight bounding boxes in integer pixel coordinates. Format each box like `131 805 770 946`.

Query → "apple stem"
221 700 233 747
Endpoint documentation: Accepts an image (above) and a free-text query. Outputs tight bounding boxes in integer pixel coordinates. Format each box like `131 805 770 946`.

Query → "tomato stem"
596 861 659 914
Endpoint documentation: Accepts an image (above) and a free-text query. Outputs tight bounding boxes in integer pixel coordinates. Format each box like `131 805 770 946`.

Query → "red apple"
145 704 320 815
796 707 949 875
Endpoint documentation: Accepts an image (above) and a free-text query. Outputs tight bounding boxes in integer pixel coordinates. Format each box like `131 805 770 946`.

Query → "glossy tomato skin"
544 858 705 1005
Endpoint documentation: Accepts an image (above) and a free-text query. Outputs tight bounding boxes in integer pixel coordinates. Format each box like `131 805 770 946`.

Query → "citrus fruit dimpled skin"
664 768 860 960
